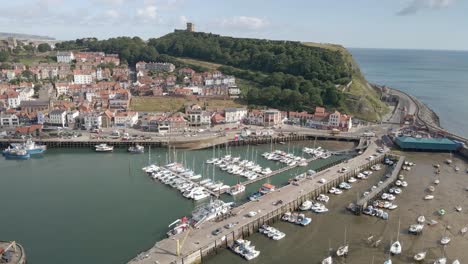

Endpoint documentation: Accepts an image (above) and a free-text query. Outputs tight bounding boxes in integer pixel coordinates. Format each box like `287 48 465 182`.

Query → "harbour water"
0 140 352 264
350 48 468 138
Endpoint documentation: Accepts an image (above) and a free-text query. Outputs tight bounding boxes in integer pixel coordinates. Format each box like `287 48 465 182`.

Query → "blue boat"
11 139 46 155
248 192 263 201
3 148 30 160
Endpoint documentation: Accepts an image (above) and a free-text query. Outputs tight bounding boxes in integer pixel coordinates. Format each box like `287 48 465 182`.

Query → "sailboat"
390 219 402 255
336 227 349 257
384 240 392 264
322 240 333 264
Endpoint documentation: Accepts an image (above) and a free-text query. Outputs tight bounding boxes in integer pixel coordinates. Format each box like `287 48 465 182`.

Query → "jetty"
128 141 389 264
354 155 405 214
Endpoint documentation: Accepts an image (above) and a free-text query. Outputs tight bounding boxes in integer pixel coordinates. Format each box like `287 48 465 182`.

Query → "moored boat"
128 144 144 154
2 148 30 160
95 144 114 152
414 251 426 261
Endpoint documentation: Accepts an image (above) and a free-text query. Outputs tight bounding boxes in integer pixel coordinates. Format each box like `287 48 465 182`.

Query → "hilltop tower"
186 22 195 32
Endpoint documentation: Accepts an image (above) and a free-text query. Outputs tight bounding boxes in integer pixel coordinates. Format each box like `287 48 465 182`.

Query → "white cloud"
104 9 120 19
221 16 269 31
137 5 158 20
94 0 126 5
397 0 456 15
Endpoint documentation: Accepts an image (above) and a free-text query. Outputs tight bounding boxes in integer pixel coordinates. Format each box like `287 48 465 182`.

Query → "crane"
176 226 192 256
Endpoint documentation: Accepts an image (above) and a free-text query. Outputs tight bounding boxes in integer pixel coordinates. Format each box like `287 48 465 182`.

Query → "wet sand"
204 152 468 264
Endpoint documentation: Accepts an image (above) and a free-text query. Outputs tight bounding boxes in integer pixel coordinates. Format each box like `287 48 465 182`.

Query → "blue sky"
0 0 466 50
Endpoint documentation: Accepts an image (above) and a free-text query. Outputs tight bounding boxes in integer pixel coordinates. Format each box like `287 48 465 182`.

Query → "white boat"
322 256 332 264
424 195 434 200
227 184 245 196
434 179 440 185
440 236 451 245
317 194 330 203
414 251 426 261
409 224 424 234
390 241 402 255
455 205 462 212
434 258 447 264
191 200 233 224
95 143 114 152
460 226 467 235
336 227 348 257
452 260 460 264
299 200 313 211
417 215 425 223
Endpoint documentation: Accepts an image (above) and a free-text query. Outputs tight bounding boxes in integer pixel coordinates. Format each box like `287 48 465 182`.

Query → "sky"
0 0 467 50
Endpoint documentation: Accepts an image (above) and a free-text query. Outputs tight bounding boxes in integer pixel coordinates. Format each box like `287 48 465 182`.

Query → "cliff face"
303 42 389 121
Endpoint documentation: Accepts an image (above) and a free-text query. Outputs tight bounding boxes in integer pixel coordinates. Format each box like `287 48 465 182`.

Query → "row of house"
57 51 120 65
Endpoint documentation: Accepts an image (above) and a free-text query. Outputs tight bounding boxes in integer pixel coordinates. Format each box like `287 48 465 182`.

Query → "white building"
55 82 70 96
228 86 241 98
328 111 341 127
114 111 138 128
82 112 102 130
73 71 93 84
66 110 80 128
48 109 67 127
19 87 34 101
57 51 74 63
0 113 19 127
224 108 247 123
6 91 21 108
187 110 211 126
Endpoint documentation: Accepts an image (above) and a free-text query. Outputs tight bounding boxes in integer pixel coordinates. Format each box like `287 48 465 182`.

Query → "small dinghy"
414 251 426 261
438 209 446 216
424 195 434 200
452 260 460 264
336 245 348 257
460 226 467 235
427 186 435 192
455 205 462 212
417 216 426 223
440 236 451 245
434 179 440 185
322 256 332 264
434 258 447 264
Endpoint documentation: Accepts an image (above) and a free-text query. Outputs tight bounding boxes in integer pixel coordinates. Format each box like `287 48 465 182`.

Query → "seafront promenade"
128 140 385 264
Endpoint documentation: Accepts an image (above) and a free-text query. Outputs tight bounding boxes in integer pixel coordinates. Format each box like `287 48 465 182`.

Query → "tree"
37 43 52 52
0 51 10 62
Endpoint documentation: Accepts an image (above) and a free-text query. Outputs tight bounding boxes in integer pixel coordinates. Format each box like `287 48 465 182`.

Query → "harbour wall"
164 154 388 264
0 134 360 150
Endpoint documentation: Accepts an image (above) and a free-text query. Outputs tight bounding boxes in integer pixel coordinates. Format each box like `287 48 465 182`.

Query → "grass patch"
130 96 244 112
176 57 223 71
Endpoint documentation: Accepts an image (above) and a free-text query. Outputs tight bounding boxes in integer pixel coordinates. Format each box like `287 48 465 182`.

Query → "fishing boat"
227 184 245 196
128 144 144 154
2 148 30 160
190 199 233 225
259 183 275 195
10 138 46 155
0 241 27 264
414 251 426 261
95 144 114 152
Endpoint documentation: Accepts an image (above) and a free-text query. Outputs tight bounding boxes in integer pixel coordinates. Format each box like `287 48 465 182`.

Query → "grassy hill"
303 42 388 120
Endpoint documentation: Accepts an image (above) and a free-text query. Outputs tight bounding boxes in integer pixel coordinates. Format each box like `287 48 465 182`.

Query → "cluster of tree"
149 32 351 85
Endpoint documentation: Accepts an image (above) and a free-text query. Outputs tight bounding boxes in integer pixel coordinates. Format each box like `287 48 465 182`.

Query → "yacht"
95 144 114 152
128 144 144 154
227 184 245 196
299 200 312 211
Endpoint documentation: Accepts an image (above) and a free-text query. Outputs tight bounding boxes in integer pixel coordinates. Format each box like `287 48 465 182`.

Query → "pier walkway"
354 155 405 214
128 141 387 264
